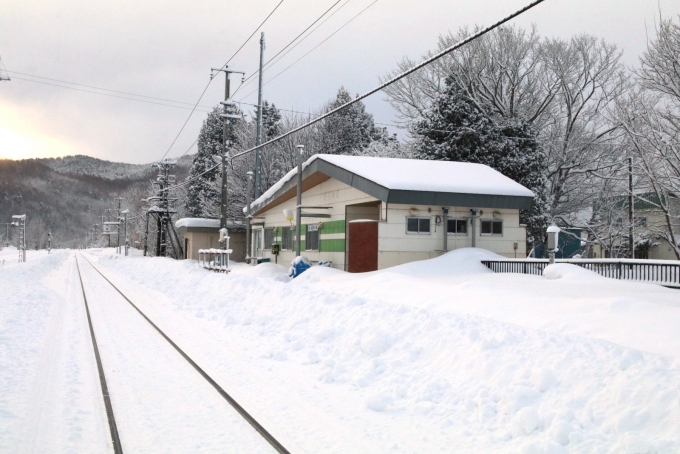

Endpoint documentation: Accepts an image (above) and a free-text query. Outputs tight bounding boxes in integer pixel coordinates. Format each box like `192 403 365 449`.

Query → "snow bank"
92 249 680 453
543 263 606 282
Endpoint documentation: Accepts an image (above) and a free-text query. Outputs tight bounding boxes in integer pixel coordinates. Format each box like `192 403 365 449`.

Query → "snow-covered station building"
246 154 534 272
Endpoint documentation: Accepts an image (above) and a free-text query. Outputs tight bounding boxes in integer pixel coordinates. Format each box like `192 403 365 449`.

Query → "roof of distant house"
247 155 535 215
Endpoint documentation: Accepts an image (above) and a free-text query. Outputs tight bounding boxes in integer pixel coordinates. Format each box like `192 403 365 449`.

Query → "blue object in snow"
289 256 311 278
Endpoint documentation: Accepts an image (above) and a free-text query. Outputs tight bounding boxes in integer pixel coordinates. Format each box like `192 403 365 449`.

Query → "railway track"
75 253 291 454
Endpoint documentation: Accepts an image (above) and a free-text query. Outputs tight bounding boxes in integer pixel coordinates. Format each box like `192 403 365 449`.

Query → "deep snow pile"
92 248 680 453
0 250 110 453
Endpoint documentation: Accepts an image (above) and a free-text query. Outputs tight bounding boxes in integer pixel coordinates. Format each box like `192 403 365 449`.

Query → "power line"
9 71 313 118
231 0 548 161
160 0 285 161
233 0 353 96
8 71 213 108
11 76 215 112
231 0 344 98
176 0 548 190
237 0 379 102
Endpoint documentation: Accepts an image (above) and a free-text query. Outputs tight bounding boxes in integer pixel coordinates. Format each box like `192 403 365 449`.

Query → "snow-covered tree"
320 87 385 155
616 14 680 258
185 105 242 218
383 25 627 234
413 79 549 244
262 101 282 140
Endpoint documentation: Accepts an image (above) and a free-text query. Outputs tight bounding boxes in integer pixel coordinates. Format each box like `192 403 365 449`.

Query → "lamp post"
547 225 561 265
295 145 304 257
246 171 254 263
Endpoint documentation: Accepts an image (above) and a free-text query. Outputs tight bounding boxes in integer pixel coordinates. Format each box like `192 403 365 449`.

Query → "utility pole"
115 197 124 254
628 156 634 258
210 66 244 239
146 160 183 258
2 223 10 247
0 56 9 82
11 215 26 262
122 209 129 256
254 32 265 199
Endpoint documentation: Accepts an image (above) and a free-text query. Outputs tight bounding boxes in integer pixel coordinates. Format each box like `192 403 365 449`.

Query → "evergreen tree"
185 105 242 218
414 79 549 244
261 101 282 140
321 87 385 155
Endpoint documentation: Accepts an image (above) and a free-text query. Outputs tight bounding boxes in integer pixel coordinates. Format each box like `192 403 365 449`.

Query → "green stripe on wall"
320 219 345 235
320 238 345 252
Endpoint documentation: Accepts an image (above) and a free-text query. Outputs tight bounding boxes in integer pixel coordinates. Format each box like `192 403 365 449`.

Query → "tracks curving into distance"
75 253 291 454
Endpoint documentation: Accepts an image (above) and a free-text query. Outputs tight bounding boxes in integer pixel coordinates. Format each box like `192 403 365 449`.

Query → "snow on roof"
246 154 534 212
175 218 220 229
321 155 534 196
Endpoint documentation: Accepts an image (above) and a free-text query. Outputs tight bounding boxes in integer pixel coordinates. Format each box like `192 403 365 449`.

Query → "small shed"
245 154 535 272
175 218 246 262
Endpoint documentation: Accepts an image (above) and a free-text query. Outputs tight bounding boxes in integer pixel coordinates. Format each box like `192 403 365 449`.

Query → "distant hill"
37 154 194 180
0 155 193 249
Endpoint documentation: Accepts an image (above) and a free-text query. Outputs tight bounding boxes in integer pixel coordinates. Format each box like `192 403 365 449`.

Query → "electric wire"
10 76 214 112
236 0 379 102
230 0 548 160
9 71 313 118
232 0 352 97
8 71 214 108
230 0 344 99
169 0 548 192
159 0 285 161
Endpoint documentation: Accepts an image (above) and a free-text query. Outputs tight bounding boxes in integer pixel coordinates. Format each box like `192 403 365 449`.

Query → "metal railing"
481 258 680 288
198 248 232 273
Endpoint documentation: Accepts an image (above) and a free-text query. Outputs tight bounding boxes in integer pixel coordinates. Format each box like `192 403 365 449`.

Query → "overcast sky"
1 0 679 164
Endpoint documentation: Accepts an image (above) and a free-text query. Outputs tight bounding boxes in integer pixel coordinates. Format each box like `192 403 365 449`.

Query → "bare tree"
616 15 680 258
384 25 628 235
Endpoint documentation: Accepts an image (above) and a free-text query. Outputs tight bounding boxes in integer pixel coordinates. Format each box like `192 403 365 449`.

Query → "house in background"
175 218 246 262
246 154 534 272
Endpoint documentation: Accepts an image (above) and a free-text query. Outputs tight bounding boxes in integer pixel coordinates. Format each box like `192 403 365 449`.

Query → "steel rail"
78 254 291 454
74 255 124 454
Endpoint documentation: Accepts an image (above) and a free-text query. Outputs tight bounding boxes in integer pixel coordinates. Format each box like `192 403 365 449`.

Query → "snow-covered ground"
2 247 679 453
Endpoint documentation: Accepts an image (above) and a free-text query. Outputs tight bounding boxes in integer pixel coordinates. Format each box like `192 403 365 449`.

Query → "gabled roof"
248 154 534 215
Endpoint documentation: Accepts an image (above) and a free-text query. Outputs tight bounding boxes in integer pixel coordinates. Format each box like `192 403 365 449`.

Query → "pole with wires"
255 32 265 199
211 67 245 239
230 0 547 162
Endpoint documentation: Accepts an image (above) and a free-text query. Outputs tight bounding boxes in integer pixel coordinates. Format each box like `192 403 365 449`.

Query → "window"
447 219 468 235
305 224 319 251
480 220 503 235
264 228 274 249
253 229 262 253
281 226 293 250
406 217 431 234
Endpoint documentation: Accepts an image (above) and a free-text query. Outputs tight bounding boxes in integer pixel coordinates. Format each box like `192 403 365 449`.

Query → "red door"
348 220 378 273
